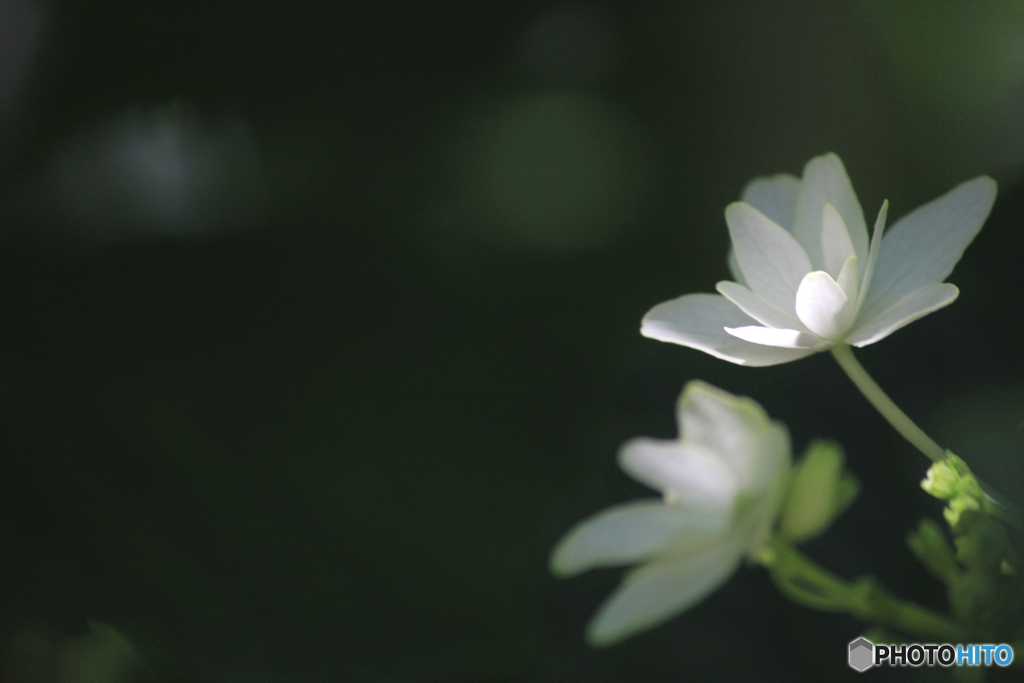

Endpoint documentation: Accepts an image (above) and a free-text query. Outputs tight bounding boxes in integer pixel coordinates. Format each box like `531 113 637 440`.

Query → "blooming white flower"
549 382 790 646
641 153 997 365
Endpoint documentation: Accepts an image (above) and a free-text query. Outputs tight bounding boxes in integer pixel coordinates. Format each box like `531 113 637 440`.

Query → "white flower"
549 382 790 646
641 153 997 366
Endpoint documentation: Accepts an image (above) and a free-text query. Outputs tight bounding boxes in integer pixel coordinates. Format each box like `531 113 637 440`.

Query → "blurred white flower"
641 153 996 365
550 381 790 646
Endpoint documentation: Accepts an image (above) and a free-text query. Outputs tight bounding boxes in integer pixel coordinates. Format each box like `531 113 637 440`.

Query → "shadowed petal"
847 283 959 347
729 169 801 286
716 281 805 330
857 201 888 311
641 294 817 366
727 249 746 287
792 154 868 270
740 173 801 229
861 177 995 319
549 500 727 578
726 202 812 315
586 540 744 647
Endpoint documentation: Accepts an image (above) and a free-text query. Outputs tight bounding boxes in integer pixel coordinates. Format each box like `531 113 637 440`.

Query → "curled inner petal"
835 255 859 302
794 271 857 341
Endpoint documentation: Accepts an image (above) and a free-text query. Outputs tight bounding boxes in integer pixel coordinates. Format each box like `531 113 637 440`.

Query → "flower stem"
831 344 1021 529
760 538 967 642
830 344 946 462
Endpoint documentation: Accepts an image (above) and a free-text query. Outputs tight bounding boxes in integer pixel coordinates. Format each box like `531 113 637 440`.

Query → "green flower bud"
921 452 983 502
944 495 981 529
921 462 958 500
779 440 859 543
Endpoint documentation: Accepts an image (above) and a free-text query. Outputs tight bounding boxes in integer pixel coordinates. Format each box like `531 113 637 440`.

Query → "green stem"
760 538 967 642
830 344 946 463
831 344 1021 529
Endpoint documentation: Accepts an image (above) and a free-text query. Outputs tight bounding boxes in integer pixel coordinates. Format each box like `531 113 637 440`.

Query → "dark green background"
1 2 1022 681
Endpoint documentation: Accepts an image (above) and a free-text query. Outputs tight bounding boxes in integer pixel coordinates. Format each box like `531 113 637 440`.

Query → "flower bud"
921 452 983 501
779 440 858 543
921 459 960 500
944 495 981 529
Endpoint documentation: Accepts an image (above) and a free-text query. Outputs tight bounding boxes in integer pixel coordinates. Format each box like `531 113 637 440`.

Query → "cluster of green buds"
913 454 1022 645
921 453 1006 528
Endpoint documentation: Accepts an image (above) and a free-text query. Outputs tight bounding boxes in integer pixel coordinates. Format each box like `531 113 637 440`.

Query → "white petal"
740 173 801 230
549 500 727 578
742 424 793 530
640 293 818 366
725 325 824 349
586 539 743 646
725 202 812 315
715 280 805 330
792 153 868 271
856 200 888 311
847 283 959 347
676 381 789 492
794 271 856 341
619 439 737 511
835 255 859 302
726 248 746 286
730 172 801 286
821 202 856 278
861 176 995 319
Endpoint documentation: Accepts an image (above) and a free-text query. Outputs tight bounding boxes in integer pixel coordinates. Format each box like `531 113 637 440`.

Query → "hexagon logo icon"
849 637 874 672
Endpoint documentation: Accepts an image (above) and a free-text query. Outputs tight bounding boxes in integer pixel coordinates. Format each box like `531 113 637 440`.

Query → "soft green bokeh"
861 0 1024 174
450 90 651 250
